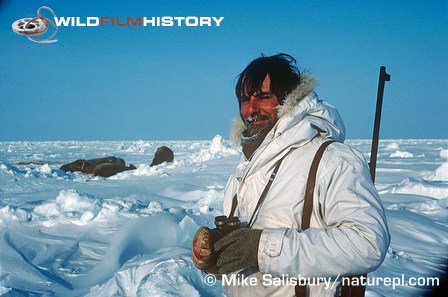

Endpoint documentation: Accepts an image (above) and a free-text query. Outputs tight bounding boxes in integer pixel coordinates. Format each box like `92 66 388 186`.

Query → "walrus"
60 156 136 177
60 146 174 177
93 162 136 177
150 146 174 166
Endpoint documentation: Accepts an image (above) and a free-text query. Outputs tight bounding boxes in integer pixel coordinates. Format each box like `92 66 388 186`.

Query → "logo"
12 6 225 43
51 16 224 27
11 6 58 43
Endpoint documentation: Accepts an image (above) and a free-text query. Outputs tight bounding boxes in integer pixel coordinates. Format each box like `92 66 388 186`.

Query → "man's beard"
241 114 276 147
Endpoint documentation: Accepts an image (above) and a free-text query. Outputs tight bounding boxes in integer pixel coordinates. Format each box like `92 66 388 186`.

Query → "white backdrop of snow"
0 137 446 296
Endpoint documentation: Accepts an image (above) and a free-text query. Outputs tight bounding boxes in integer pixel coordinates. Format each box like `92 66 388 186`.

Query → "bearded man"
194 54 390 297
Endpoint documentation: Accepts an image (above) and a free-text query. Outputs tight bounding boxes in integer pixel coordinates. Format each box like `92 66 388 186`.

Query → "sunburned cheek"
240 105 250 118
240 104 275 116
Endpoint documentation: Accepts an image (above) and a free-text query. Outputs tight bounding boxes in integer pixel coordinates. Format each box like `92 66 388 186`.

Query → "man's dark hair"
235 53 301 105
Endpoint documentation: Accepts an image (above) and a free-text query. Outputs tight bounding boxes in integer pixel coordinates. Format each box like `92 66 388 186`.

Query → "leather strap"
247 152 290 227
228 149 292 227
340 275 366 297
301 140 335 230
295 140 366 297
296 140 334 297
229 194 238 218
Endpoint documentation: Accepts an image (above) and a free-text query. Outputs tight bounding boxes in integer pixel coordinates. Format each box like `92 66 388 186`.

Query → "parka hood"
230 73 346 149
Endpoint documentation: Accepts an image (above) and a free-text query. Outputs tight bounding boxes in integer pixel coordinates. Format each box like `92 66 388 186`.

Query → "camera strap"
228 149 293 227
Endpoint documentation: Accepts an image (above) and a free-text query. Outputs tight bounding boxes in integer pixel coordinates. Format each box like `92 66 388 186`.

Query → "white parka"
222 74 390 296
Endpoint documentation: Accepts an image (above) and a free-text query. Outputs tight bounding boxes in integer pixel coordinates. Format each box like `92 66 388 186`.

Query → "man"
213 54 390 296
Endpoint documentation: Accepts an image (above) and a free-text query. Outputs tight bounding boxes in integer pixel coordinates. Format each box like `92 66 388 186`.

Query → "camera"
192 215 241 275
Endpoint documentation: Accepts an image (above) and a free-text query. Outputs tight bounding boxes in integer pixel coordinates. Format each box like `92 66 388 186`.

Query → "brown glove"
191 227 221 275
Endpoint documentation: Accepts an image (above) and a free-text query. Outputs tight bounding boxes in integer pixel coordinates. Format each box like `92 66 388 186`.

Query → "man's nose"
247 97 259 113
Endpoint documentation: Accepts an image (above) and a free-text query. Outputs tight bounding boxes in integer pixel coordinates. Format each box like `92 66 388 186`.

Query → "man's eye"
257 95 270 101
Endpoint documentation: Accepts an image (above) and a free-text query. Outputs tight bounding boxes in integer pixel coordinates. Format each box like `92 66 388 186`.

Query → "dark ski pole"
369 66 390 183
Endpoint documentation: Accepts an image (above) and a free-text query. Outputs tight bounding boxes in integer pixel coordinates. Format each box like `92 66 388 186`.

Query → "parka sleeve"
257 151 390 278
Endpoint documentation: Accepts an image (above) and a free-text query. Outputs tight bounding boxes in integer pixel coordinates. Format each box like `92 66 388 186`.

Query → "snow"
425 162 448 182
441 150 448 159
390 151 414 158
0 137 446 296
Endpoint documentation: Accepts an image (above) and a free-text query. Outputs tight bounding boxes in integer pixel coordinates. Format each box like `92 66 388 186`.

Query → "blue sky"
1 0 447 141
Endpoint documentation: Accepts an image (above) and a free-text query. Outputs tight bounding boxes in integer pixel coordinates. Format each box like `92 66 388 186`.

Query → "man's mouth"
242 113 277 139
245 114 271 125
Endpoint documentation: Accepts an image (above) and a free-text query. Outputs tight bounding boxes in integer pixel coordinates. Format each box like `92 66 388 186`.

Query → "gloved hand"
214 228 262 274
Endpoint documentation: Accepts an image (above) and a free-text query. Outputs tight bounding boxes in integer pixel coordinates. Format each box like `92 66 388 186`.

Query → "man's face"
240 74 279 137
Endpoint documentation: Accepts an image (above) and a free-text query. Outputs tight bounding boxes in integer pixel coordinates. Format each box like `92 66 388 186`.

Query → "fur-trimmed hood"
230 73 346 151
